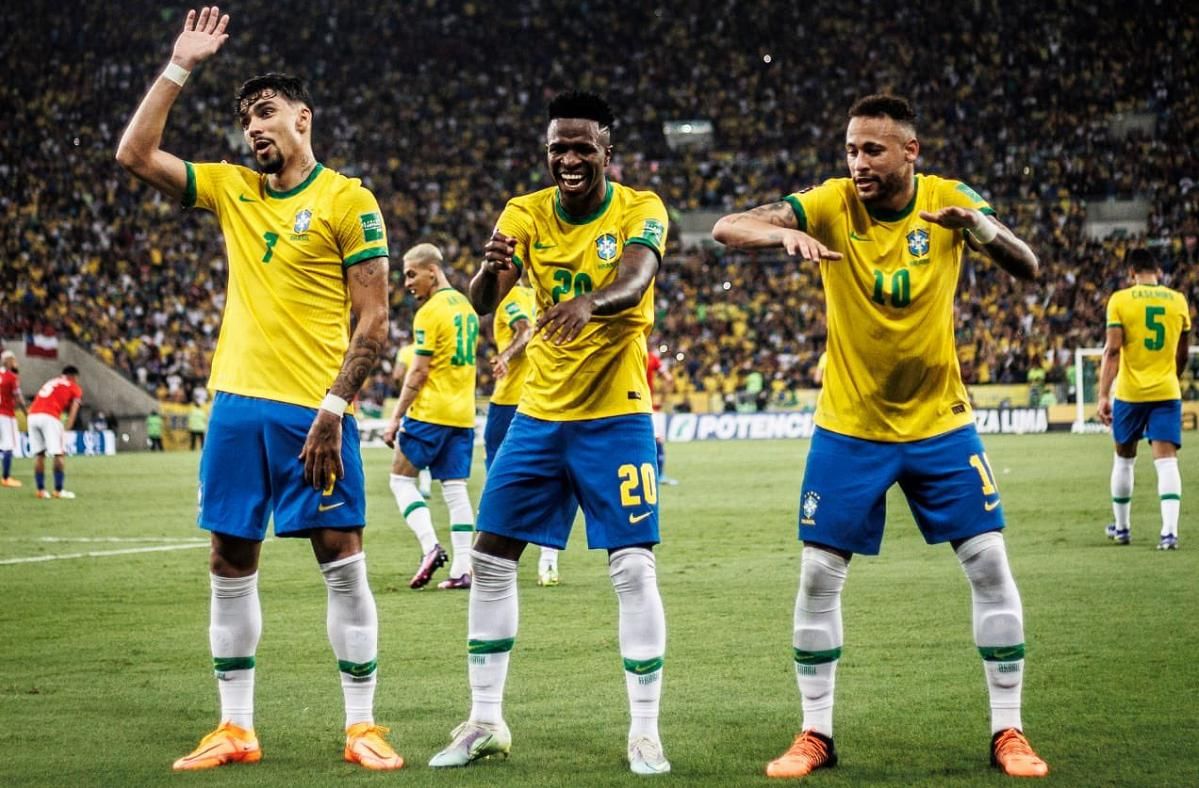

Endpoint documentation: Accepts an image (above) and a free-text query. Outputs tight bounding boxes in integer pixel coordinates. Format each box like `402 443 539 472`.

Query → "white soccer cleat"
428 720 511 768
628 736 671 775
52 490 76 499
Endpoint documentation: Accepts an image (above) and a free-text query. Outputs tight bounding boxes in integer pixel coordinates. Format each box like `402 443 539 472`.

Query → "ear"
904 136 919 163
295 106 312 134
604 145 613 167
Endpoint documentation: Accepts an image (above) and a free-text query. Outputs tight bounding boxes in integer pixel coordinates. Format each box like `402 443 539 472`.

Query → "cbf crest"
801 491 821 524
906 228 929 257
595 233 618 261
294 208 313 234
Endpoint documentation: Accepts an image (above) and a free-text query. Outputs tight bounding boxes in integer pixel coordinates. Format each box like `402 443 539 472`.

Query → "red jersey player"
0 349 27 487
27 365 83 499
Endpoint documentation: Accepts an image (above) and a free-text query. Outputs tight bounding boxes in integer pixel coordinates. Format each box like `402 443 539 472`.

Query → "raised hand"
171 7 231 70
919 206 984 231
482 228 517 274
781 229 842 261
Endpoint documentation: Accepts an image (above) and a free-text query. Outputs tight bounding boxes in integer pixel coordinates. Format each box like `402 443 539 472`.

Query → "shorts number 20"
618 463 658 507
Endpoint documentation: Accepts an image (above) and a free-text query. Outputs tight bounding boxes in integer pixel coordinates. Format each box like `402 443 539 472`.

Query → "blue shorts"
484 403 518 473
399 417 474 480
798 425 1005 555
198 392 366 540
1112 398 1182 447
478 413 659 550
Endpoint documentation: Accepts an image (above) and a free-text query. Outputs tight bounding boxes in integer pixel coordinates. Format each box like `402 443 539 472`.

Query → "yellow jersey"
491 285 536 406
394 343 415 372
496 181 668 420
408 288 478 428
185 162 389 409
1107 284 1191 401
786 175 995 441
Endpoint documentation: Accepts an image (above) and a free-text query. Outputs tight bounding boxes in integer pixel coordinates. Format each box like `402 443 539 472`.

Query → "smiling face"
546 118 611 212
239 90 311 175
845 115 919 207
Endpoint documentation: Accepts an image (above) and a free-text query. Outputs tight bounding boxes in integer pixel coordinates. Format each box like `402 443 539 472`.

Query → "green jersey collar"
555 181 614 225
266 163 324 199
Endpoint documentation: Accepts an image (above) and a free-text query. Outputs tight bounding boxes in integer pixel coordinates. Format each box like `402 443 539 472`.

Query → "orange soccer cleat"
344 722 405 770
172 722 261 771
766 730 838 779
991 728 1049 778
1 477 23 488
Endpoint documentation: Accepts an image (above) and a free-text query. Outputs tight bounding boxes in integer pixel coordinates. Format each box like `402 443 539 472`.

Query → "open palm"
172 7 230 69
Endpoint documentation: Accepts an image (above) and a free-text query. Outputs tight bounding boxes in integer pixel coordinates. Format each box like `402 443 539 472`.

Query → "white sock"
320 552 378 728
390 473 438 554
957 532 1025 734
442 480 475 577
468 550 518 724
539 547 559 573
793 547 848 738
1111 455 1135 530
1155 457 1181 538
610 547 667 742
210 572 262 730
418 467 433 498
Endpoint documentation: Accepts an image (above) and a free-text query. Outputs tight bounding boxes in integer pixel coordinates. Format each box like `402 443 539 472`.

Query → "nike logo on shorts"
319 501 346 512
628 511 652 524
984 499 1001 512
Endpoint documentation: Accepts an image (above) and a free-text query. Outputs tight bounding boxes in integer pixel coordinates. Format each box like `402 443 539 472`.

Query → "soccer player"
712 94 1049 779
1097 248 1191 550
27 365 82 499
1 350 28 488
382 243 479 590
483 277 561 586
391 342 433 498
115 7 403 771
429 91 672 776
647 348 679 485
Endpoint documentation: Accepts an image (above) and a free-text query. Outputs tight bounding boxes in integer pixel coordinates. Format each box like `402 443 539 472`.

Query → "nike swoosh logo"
238 194 256 202
533 241 556 250
628 512 652 524
849 231 871 242
984 499 1001 511
319 501 346 512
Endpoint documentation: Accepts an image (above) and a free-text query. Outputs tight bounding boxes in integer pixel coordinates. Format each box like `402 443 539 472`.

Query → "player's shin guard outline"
956 531 1025 733
321 552 378 727
794 546 848 738
1154 457 1181 537
1111 454 1135 530
390 473 438 553
210 572 262 730
610 547 666 741
468 550 518 725
442 479 475 575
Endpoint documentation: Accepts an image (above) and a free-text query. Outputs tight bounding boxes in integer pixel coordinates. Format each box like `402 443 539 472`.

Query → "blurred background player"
1098 248 1191 550
0 349 28 487
391 341 433 498
115 7 403 771
647 347 678 485
187 397 208 450
383 243 479 590
27 365 83 499
714 93 1048 779
146 409 165 452
430 91 671 776
483 274 561 586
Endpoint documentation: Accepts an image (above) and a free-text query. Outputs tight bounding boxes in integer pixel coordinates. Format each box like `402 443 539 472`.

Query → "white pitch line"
0 543 209 566
0 536 209 544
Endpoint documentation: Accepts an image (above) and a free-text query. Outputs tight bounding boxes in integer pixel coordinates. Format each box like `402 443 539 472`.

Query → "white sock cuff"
1114 454 1136 470
800 545 849 579
442 479 474 524
320 551 366 574
609 546 655 571
471 550 518 581
1154 457 1179 472
210 572 258 598
954 530 1005 564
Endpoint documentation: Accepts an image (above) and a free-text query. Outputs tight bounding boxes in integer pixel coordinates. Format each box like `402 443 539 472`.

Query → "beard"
255 150 284 174
857 169 908 204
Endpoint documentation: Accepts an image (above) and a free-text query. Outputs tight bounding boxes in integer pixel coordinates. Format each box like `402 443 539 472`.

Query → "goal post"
1073 345 1199 432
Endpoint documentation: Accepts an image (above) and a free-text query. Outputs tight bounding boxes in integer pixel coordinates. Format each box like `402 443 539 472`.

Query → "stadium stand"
2 0 1196 408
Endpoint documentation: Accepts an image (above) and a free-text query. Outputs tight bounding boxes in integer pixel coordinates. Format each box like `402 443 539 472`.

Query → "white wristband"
966 216 998 245
320 393 348 417
162 62 190 87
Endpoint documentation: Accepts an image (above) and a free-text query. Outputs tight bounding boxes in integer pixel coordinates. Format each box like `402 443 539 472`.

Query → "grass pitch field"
0 434 1196 787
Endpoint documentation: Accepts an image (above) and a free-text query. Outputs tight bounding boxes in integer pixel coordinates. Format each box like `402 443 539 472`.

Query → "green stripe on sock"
1112 497 1132 504
623 656 664 675
450 523 475 532
338 659 378 678
403 500 428 518
213 656 255 672
1161 494 1181 501
979 644 1025 662
468 638 515 655
794 647 841 666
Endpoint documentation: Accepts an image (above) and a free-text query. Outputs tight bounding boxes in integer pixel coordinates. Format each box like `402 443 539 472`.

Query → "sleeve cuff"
783 195 807 231
343 247 388 267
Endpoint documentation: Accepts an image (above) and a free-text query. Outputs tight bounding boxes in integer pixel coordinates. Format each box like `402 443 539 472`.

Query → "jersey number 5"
1144 306 1166 351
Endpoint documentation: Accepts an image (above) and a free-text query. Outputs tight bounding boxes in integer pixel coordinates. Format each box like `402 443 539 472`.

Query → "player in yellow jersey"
115 7 402 771
1098 248 1191 549
483 280 562 586
383 244 479 590
391 343 433 498
429 92 671 776
713 94 1048 779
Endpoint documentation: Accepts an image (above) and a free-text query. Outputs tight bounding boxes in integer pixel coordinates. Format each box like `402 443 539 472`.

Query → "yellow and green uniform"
394 343 415 373
496 181 668 421
184 162 388 408
786 175 994 441
1106 284 1191 401
490 285 536 406
409 289 479 428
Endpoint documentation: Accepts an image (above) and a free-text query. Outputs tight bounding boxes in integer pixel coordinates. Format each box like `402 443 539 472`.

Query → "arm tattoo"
330 258 388 400
330 333 384 400
745 201 799 229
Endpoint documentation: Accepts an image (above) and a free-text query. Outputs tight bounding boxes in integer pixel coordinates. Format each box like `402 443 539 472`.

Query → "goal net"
1072 345 1199 433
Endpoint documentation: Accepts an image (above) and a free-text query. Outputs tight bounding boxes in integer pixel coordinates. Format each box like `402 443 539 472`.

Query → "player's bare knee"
209 534 261 576
609 547 656 594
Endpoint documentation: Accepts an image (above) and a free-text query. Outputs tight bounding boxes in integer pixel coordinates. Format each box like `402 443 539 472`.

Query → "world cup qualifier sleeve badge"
800 491 820 525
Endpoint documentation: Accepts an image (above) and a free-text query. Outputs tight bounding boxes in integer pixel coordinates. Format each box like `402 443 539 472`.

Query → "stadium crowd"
2 0 1197 406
